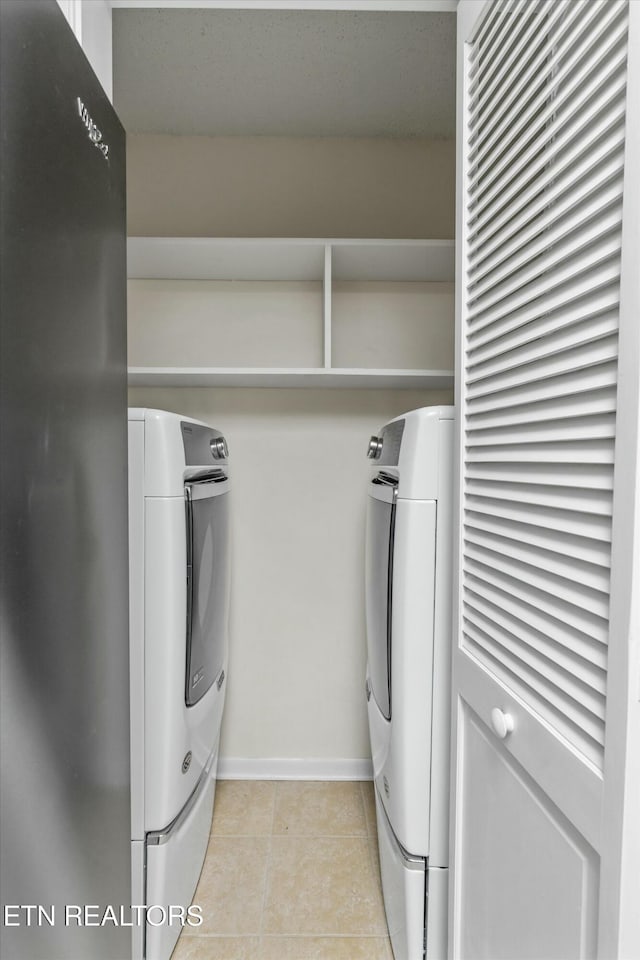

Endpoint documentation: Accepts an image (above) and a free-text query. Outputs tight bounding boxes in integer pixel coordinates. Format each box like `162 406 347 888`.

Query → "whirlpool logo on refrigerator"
76 98 109 160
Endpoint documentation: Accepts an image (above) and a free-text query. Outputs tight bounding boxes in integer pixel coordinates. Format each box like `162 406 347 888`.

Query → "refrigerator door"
0 3 130 959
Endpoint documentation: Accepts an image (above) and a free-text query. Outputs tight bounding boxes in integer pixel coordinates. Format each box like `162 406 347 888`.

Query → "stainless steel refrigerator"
0 3 131 958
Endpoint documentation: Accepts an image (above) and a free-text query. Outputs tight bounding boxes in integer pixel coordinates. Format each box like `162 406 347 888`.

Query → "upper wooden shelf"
127 367 454 390
127 237 455 283
126 236 455 389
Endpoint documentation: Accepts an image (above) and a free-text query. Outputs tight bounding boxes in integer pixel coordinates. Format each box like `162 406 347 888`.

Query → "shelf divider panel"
323 244 332 369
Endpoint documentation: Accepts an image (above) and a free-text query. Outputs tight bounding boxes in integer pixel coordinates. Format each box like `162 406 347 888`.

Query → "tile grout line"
209 832 369 839
360 777 379 887
186 933 392 938
362 780 383 883
359 779 369 837
258 780 278 943
259 934 391 939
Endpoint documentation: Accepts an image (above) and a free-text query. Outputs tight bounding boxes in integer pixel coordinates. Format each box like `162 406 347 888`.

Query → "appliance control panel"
366 419 405 466
181 420 229 465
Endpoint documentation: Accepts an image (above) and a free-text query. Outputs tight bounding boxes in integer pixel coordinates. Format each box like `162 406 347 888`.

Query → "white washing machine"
365 406 454 960
128 409 231 960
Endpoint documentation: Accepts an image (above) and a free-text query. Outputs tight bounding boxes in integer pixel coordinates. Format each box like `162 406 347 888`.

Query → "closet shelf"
127 237 455 283
127 367 454 390
127 237 455 389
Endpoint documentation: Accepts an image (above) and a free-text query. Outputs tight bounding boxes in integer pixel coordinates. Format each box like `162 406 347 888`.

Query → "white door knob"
491 707 515 739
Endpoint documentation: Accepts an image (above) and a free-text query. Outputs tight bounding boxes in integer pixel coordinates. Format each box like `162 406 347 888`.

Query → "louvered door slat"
465 562 608 644
469 175 623 297
463 581 607 674
464 541 609 617
469 210 622 317
466 439 615 465
465 495 612 543
468 0 566 128
463 611 606 729
465 479 612 516
469 0 612 166
469 60 625 227
462 609 606 710
469 90 626 252
465 412 616 446
464 580 608 669
468 292 619 367
463 541 609 618
466 389 617 431
466 365 617 417
467 313 618 383
467 234 621 332
469 1 625 176
469 0 525 73
466 334 618 399
464 516 611 576
469 117 626 268
469 6 627 195
466 461 613 492
467 260 621 352
461 0 629 771
469 71 625 240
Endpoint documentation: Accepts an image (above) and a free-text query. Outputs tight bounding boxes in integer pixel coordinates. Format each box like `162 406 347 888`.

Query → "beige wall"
127 134 455 239
127 133 455 769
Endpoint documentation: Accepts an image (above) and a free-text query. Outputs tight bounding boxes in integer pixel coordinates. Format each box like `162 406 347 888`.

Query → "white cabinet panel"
458 705 599 960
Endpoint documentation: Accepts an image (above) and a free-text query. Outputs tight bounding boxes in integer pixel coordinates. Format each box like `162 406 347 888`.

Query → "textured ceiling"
112 9 456 138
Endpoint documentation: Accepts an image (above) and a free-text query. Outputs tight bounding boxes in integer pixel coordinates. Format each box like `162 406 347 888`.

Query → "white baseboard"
217 757 373 781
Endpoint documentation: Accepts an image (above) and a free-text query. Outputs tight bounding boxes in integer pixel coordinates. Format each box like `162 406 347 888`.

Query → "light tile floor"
172 780 392 960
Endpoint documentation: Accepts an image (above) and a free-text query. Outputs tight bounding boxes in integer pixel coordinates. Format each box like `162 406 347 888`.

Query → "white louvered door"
451 1 639 958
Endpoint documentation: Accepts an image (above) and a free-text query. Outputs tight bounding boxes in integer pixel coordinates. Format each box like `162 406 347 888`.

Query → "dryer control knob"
210 436 228 460
367 435 383 460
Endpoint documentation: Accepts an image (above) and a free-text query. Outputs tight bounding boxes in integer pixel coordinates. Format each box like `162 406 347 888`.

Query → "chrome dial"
210 436 229 460
367 435 383 460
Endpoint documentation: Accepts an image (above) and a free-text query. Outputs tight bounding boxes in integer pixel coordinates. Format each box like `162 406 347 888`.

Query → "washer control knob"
210 436 228 460
367 435 383 460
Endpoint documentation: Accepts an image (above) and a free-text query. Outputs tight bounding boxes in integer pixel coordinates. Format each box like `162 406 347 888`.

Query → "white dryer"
365 406 454 960
128 409 231 960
